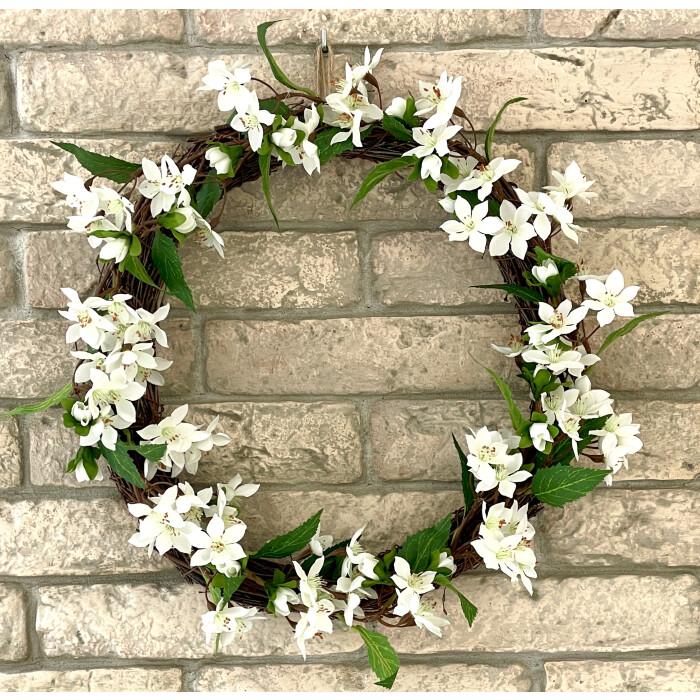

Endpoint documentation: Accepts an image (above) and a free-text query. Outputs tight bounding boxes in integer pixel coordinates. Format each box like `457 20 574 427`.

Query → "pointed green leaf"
484 97 526 161
472 283 546 303
151 230 195 311
195 176 222 218
0 381 73 419
351 156 414 208
314 127 364 165
398 514 452 572
381 114 413 142
531 462 607 508
51 142 140 184
221 575 245 605
355 627 400 689
257 21 318 97
258 150 279 229
471 354 526 433
434 573 478 626
157 211 186 231
128 443 167 462
597 312 668 355
122 254 159 288
452 433 475 512
99 440 145 489
252 509 323 559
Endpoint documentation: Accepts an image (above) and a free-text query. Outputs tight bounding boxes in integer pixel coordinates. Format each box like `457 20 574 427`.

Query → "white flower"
471 528 536 594
219 474 260 504
325 89 383 147
592 413 642 457
281 106 322 175
95 186 134 231
558 412 583 458
74 459 104 483
542 385 566 423
310 525 333 557
171 206 197 234
201 600 262 647
440 156 478 195
105 342 173 387
72 350 107 384
52 173 99 216
68 214 120 236
85 368 145 425
294 597 336 660
92 235 131 264
123 304 170 347
473 452 531 499
391 556 436 598
562 375 614 420
522 343 588 377
138 404 210 456
582 269 638 327
350 46 383 88
173 483 213 525
530 422 553 452
342 527 379 580
420 153 442 181
293 556 326 607
481 500 535 541
190 514 247 573
334 572 376 627
231 92 275 152
59 288 116 349
205 146 232 176
527 299 588 344
414 71 462 129
488 200 537 260
465 426 515 472
438 552 457 575
603 447 630 485
393 588 450 637
70 401 92 426
79 405 131 451
551 202 587 243
272 586 300 617
191 211 225 258
531 259 559 284
138 156 196 218
198 59 252 113
515 189 562 239
404 123 461 159
439 198 502 252
385 96 407 119
545 161 597 204
575 261 608 282
457 157 520 201
492 335 525 358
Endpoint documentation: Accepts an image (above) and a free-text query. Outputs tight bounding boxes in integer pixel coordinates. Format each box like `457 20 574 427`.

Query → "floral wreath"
4 22 660 689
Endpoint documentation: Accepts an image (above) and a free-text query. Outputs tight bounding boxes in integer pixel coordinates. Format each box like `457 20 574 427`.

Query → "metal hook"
321 29 328 54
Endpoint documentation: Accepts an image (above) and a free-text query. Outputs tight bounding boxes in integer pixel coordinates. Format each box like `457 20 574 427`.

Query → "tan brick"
545 658 700 692
0 585 26 661
36 583 362 658
374 48 700 132
194 9 527 45
205 316 518 396
544 9 700 39
186 402 362 485
242 489 462 552
548 140 700 219
0 9 183 45
0 320 73 398
194 662 531 692
0 236 17 307
181 230 360 309
0 57 10 134
17 52 315 134
0 139 177 224
25 230 97 308
0 418 21 489
0 498 167 575
159 319 196 397
556 226 700 305
592 315 698 391
388 574 700 654
538 490 700 567
0 667 182 692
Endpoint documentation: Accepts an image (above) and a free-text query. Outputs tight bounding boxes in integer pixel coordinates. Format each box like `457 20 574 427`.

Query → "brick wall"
0 8 699 692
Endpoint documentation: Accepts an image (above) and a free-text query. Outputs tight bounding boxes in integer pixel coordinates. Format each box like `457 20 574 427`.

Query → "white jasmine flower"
592 413 642 457
393 588 450 637
545 161 597 204
173 483 213 525
92 235 131 264
440 198 502 251
310 525 333 557
404 123 461 159
438 552 457 575
515 189 561 239
219 474 260 504
67 214 121 236
95 186 134 231
190 514 247 573
492 335 525 358
106 342 173 387
74 459 104 483
286 106 322 175
201 600 262 646
205 146 232 176
558 412 583 458
137 404 210 455
603 448 630 485
420 153 442 181
52 173 99 216
123 304 170 347
170 206 197 234
293 556 326 607
531 259 559 284
542 385 566 423
440 156 478 195
488 200 537 260
530 422 553 452
272 587 300 617
350 46 383 88
295 598 336 660
138 156 196 217
334 573 376 627
563 376 614 420
79 405 131 451
85 368 145 425
551 203 587 243
521 343 588 377
481 500 535 541
60 288 116 349
391 556 436 598
527 299 588 344
473 452 531 499
231 92 275 152
342 527 379 580
414 71 462 129
325 90 383 147
465 426 513 472
457 157 520 201
191 211 225 258
71 350 107 384
385 96 407 119
70 400 92 426
180 416 232 476
198 59 252 113
582 269 639 327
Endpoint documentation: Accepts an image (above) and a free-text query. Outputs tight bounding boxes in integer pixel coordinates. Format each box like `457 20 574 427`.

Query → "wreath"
3 21 659 688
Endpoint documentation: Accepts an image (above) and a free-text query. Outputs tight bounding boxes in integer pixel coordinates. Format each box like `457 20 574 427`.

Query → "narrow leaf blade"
471 354 525 433
452 433 475 512
597 312 667 355
356 627 400 689
99 441 145 489
52 142 139 184
151 230 195 311
122 254 159 288
352 157 414 208
531 463 607 507
258 151 279 228
484 97 526 161
473 283 545 303
0 381 72 419
253 509 323 559
128 443 167 461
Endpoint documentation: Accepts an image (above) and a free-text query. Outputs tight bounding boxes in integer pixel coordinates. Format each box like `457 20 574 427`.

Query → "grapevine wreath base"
6 22 656 687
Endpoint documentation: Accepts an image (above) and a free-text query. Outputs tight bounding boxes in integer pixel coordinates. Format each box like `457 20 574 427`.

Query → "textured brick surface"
545 658 700 692
0 418 21 488
0 57 10 135
0 668 182 692
194 9 528 45
206 316 518 396
181 230 360 309
0 236 17 307
194 662 532 692
0 586 26 661
159 319 196 398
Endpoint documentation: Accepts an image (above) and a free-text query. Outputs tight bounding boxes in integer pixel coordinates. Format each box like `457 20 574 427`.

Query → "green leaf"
434 574 478 626
351 157 414 208
531 462 607 508
221 575 245 605
315 127 358 165
81 447 100 481
99 441 145 489
252 509 323 559
256 21 318 97
597 312 667 355
51 142 140 184
128 443 167 462
151 230 195 312
122 254 159 288
398 514 452 572
403 92 420 128
452 433 474 512
157 211 186 231
258 150 279 229
472 283 546 303
483 97 526 161
355 627 400 689
0 381 72 419
258 98 292 117
195 177 222 218
381 114 413 142
471 354 526 433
